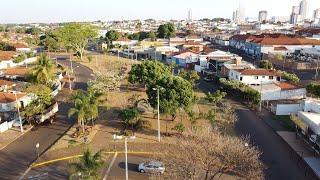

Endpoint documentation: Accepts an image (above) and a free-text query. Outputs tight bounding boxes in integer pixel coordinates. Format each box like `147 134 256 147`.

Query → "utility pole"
315 56 319 80
153 88 162 142
259 78 263 112
14 93 24 133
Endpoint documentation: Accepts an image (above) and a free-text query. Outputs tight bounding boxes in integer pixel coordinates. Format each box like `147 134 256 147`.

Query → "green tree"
32 54 54 85
157 23 176 39
279 71 300 84
147 76 194 120
179 70 200 86
26 84 53 107
172 122 186 134
205 90 227 112
43 31 60 52
68 90 90 132
25 27 41 35
105 30 120 46
119 108 149 134
128 61 171 86
147 31 157 41
70 149 104 179
306 83 320 97
259 60 273 70
56 23 98 60
0 26 4 32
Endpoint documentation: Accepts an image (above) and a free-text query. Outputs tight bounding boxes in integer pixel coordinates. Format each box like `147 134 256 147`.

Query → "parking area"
24 153 160 180
106 153 161 180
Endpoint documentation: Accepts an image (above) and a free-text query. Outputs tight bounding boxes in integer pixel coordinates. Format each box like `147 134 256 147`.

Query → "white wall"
273 103 303 115
304 100 320 113
229 70 278 85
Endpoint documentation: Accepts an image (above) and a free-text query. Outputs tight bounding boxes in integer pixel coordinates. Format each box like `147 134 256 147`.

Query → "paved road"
0 57 93 179
198 80 310 180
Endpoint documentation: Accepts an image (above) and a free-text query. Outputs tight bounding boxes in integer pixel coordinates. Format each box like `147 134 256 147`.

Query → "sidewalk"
0 125 33 150
258 108 320 179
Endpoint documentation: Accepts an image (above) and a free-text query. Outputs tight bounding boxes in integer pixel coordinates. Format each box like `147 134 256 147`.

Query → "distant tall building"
258 10 268 22
299 0 308 20
187 9 193 22
290 5 302 24
232 5 245 24
314 8 320 19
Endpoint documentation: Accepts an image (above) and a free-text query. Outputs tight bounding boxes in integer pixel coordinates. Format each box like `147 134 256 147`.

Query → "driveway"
0 57 93 179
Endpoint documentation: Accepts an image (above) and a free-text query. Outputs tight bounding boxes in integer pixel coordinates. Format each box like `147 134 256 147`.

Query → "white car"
12 118 25 127
138 161 165 174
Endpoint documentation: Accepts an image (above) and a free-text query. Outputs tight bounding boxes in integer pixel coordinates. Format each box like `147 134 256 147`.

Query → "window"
240 77 243 81
255 76 259 79
236 75 238 79
269 76 273 79
262 76 265 78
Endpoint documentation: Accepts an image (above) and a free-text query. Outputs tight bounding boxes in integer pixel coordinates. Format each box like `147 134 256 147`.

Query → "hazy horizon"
1 0 319 23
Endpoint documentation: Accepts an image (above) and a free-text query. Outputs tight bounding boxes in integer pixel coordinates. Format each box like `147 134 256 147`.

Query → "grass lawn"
78 54 140 74
272 115 296 131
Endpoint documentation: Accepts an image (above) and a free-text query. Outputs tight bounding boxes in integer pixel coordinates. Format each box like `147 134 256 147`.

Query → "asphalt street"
198 80 311 180
0 56 93 179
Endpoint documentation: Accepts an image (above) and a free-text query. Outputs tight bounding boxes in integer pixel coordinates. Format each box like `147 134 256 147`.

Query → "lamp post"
14 93 23 133
152 87 164 142
35 142 40 160
125 138 128 180
259 78 263 112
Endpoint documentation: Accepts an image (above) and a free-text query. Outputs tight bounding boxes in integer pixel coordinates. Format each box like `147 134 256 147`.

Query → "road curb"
0 125 33 151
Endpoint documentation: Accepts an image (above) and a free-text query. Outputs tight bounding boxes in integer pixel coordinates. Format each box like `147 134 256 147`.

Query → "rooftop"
0 92 27 103
0 51 16 61
235 69 278 76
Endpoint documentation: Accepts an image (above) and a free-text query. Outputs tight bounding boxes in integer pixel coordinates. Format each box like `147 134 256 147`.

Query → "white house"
250 82 307 101
112 37 138 47
0 92 33 112
228 69 281 85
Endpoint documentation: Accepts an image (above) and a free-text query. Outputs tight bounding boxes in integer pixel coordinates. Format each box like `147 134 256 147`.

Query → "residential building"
228 69 280 85
229 34 320 60
250 82 307 101
220 58 254 77
0 92 33 112
258 11 268 22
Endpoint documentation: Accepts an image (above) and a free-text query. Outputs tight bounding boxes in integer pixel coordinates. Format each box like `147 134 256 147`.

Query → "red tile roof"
0 92 27 103
0 51 16 61
0 80 15 87
12 43 28 49
276 82 300 90
235 69 278 76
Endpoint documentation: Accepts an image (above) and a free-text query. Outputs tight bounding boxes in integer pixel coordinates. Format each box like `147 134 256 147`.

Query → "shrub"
219 78 260 105
279 71 300 84
306 83 320 97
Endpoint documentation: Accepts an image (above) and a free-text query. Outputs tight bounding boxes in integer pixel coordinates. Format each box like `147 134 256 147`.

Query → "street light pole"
259 78 262 112
14 93 24 133
125 138 128 180
153 88 161 142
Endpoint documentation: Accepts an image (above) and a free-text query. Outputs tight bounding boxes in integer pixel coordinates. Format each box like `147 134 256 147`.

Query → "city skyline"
0 0 319 23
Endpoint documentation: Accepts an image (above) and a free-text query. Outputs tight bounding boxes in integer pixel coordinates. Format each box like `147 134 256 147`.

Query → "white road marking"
103 152 118 180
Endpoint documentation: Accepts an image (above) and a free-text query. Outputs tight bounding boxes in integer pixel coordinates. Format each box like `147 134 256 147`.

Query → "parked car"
203 76 214 82
12 118 26 127
138 161 165 174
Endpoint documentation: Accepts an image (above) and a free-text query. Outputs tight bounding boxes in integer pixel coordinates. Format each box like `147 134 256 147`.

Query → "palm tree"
70 149 104 179
32 53 54 85
68 90 89 132
86 88 100 126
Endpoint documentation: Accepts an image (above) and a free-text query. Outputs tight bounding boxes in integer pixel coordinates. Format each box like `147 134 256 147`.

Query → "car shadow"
118 162 139 172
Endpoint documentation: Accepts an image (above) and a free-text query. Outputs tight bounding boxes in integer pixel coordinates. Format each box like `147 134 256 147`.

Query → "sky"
0 0 319 23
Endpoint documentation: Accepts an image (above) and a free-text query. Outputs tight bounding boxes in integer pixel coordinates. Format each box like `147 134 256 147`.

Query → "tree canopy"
147 75 194 117
128 60 171 86
157 23 176 39
56 23 98 60
105 30 120 44
259 60 273 70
